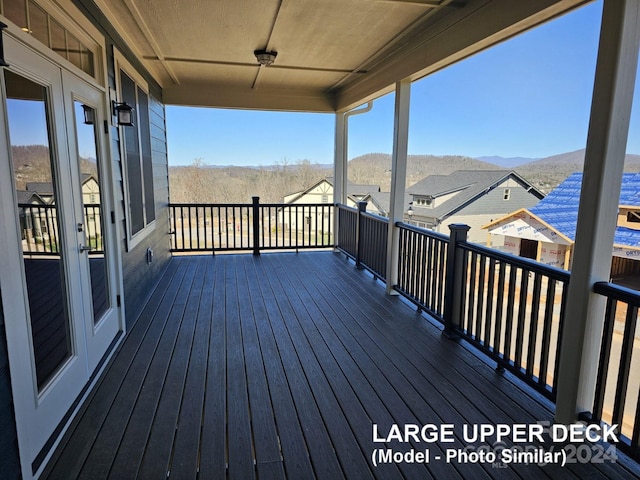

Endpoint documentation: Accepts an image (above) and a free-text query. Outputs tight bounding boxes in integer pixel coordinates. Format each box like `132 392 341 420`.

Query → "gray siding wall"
454 183 539 216
119 93 171 324
0 296 21 479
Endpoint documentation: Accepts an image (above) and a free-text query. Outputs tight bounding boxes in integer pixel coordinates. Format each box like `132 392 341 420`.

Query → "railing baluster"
612 304 638 428
514 269 529 370
526 273 542 377
475 255 486 342
482 258 496 347
538 278 557 386
465 252 477 337
493 260 506 356
503 265 517 365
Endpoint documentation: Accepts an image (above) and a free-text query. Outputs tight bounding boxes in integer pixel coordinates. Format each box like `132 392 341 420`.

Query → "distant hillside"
478 155 538 168
348 153 501 190
512 148 640 192
12 144 98 191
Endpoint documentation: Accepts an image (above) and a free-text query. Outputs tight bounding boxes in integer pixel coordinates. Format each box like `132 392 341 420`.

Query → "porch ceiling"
93 0 590 112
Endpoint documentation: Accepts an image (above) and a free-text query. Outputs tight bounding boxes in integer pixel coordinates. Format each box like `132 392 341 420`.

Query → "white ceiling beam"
163 84 335 112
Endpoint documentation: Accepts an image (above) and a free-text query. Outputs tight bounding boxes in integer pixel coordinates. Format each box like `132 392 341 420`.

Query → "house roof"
325 177 381 196
285 176 380 203
358 191 412 216
406 170 543 220
26 175 98 197
489 172 640 249
85 0 588 112
16 190 46 205
26 182 53 196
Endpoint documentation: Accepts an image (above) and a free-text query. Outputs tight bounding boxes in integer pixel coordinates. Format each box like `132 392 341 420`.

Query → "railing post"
252 196 260 256
355 201 367 269
443 224 470 339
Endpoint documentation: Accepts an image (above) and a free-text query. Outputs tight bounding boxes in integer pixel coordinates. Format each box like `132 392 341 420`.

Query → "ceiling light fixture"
254 49 278 66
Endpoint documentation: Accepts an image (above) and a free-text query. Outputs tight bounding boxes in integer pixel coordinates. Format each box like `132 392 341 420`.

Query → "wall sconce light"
82 104 95 125
407 206 414 218
254 49 277 66
112 101 134 126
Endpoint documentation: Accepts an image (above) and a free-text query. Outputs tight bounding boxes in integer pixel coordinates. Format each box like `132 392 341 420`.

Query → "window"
414 197 433 207
3 0 96 77
118 63 155 245
321 194 328 203
503 188 511 200
627 211 640 223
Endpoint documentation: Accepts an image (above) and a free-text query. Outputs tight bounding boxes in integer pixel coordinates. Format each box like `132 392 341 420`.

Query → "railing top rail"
462 241 571 282
169 202 253 208
361 211 389 223
170 202 337 209
396 221 449 242
336 203 358 213
259 202 334 208
594 281 640 306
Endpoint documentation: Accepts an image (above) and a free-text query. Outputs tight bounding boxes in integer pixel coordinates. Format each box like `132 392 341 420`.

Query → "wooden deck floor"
44 252 640 479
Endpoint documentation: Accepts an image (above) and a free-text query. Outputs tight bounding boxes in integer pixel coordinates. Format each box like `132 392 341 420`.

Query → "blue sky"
166 0 640 167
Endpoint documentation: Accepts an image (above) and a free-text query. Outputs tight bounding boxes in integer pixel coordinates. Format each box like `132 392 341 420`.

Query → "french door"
0 36 121 478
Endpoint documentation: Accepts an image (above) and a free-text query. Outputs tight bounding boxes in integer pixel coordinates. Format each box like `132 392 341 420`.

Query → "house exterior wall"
120 93 171 324
539 242 567 268
502 236 521 256
436 212 502 244
288 182 333 204
455 179 539 216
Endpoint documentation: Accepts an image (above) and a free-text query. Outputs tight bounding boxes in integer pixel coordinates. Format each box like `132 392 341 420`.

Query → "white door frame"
0 35 124 479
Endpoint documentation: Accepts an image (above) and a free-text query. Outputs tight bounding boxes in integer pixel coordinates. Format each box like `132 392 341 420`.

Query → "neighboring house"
16 190 49 244
281 177 382 236
283 177 381 205
484 172 640 278
405 170 544 244
26 174 103 243
25 182 54 204
357 191 412 218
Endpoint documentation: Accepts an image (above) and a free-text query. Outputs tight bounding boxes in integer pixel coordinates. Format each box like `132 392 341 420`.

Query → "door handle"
79 244 93 252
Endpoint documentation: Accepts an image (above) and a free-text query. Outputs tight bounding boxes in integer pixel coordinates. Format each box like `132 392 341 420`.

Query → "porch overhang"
87 0 591 112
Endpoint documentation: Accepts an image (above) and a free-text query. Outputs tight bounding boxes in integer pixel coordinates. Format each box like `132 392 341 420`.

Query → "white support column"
385 79 411 295
555 0 640 423
333 111 347 246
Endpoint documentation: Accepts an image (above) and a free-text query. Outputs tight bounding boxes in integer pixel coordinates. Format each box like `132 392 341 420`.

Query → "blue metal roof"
529 172 640 246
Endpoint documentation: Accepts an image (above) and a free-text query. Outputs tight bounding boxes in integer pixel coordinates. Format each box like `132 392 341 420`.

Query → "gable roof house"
406 170 544 244
485 172 640 280
283 177 381 205
1 1 640 479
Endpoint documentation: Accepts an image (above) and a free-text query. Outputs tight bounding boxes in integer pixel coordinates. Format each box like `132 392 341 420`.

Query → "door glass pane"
5 69 72 390
73 100 109 323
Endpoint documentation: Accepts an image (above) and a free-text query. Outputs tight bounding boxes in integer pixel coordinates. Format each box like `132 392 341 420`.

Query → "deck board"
44 252 640 480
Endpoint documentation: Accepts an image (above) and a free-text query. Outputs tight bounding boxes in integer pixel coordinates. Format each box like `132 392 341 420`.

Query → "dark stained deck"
44 252 640 479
